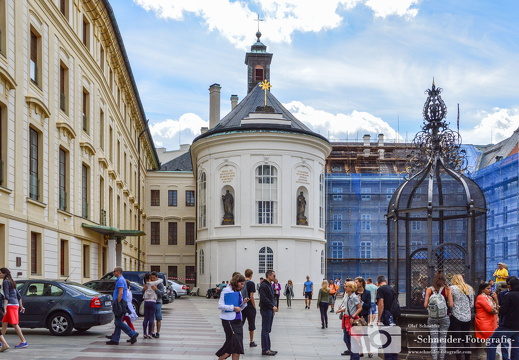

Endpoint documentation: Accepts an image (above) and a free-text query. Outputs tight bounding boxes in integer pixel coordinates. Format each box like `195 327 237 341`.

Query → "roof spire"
254 14 264 41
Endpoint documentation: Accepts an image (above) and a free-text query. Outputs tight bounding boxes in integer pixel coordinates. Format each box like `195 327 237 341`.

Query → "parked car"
83 280 144 316
100 271 173 304
168 279 190 298
15 279 113 336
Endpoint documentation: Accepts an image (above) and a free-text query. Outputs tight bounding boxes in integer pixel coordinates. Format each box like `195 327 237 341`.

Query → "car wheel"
173 291 178 299
75 327 91 333
48 312 74 336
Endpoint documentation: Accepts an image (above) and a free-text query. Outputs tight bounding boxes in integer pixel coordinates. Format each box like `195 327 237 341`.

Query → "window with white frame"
361 214 371 230
258 246 274 274
333 214 342 230
411 221 420 231
360 241 372 263
333 187 343 201
331 241 343 259
198 172 206 228
361 188 371 201
199 249 205 275
319 173 325 228
321 250 325 274
256 165 278 224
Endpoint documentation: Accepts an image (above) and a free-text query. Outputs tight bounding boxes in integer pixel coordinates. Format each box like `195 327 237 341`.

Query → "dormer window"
255 66 264 81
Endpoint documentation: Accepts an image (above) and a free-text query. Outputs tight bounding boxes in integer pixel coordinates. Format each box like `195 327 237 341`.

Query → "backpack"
241 280 250 300
389 288 401 318
428 287 447 319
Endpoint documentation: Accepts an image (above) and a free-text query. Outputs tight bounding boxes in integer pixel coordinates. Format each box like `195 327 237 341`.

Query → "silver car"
168 280 189 298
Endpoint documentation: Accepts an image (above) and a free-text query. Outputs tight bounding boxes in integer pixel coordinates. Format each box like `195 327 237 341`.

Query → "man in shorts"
303 276 313 309
365 277 378 325
149 272 164 338
241 269 257 347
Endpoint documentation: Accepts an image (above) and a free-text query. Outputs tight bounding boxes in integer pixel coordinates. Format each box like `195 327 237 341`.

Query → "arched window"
255 165 278 224
258 246 273 274
199 249 204 275
321 250 325 275
198 172 206 228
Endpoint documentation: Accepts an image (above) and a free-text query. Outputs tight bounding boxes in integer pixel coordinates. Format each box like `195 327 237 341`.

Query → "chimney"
378 134 384 146
209 83 221 129
363 134 371 146
200 127 208 134
230 95 238 110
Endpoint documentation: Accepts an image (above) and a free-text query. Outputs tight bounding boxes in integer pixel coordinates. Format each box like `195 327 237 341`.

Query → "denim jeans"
381 310 398 360
142 300 156 335
343 328 360 360
428 316 450 360
319 302 328 326
260 308 274 352
112 313 137 342
486 327 519 360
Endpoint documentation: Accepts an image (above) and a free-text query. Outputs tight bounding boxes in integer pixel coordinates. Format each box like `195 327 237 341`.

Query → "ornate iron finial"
405 83 467 178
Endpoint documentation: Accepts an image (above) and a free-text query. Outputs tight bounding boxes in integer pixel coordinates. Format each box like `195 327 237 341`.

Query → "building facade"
0 0 158 282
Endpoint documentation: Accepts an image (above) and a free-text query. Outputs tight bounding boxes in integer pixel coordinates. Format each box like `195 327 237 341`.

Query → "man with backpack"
376 275 400 360
241 269 257 348
423 271 453 360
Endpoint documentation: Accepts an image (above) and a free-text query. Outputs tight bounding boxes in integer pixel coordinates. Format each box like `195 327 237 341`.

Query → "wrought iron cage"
387 83 487 310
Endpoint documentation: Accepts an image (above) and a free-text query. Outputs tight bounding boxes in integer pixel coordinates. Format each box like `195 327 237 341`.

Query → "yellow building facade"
0 0 159 282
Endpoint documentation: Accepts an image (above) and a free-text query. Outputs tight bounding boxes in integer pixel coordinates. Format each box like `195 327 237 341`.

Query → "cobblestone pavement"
0 296 385 359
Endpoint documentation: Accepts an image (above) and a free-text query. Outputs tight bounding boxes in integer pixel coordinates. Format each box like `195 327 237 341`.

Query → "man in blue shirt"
106 267 139 345
303 276 313 309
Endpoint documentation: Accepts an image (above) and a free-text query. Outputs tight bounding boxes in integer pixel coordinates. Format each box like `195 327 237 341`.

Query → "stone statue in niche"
222 190 234 225
297 191 307 225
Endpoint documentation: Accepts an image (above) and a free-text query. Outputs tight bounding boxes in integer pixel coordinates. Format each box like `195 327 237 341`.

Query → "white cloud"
132 0 419 48
283 101 401 141
149 113 208 150
461 108 519 145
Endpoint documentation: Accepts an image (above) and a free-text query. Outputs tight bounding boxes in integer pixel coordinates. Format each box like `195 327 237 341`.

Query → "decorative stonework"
56 121 76 144
98 157 109 169
26 96 51 124
79 142 96 157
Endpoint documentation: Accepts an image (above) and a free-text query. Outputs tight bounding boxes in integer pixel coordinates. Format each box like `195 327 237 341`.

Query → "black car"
15 279 114 336
83 280 144 316
100 271 173 304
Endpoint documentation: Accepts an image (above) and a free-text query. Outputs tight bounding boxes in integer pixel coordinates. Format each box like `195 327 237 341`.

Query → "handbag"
347 295 367 326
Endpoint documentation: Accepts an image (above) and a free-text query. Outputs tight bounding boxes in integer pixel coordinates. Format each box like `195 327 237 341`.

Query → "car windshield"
62 282 100 296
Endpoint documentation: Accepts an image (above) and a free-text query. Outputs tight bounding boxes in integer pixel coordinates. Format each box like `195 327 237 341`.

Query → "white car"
168 280 189 298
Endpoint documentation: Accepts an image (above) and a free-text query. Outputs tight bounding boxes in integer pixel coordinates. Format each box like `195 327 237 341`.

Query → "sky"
108 0 519 151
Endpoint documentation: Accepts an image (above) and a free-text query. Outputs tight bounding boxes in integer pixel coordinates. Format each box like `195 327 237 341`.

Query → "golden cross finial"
259 79 271 106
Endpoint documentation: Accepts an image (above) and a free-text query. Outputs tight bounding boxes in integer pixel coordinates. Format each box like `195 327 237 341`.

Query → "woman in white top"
142 273 162 339
216 274 249 360
449 274 474 360
336 281 362 360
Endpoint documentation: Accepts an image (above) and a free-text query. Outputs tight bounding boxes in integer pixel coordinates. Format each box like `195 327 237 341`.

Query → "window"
100 45 105 71
333 214 342 231
151 190 160 206
150 222 160 245
80 164 89 218
82 16 90 48
59 0 68 18
186 190 195 207
503 206 508 224
0 106 5 186
411 221 420 231
185 266 195 283
332 188 343 201
99 109 104 150
59 148 67 211
319 174 325 228
256 165 278 224
0 0 6 55
198 173 206 227
168 265 178 279
60 239 69 277
109 126 113 162
150 265 160 273
25 282 63 297
361 188 371 201
29 127 40 200
360 241 372 263
331 241 343 259
489 241 495 259
254 66 264 81
30 29 41 85
59 63 68 113
82 88 89 132
321 250 325 275
185 222 195 245
30 232 41 274
168 190 177 206
361 214 371 230
199 249 205 275
168 222 177 245
258 246 273 274
503 237 508 258
83 244 90 278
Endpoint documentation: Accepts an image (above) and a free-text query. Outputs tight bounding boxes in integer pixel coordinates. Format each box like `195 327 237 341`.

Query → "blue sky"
109 0 519 150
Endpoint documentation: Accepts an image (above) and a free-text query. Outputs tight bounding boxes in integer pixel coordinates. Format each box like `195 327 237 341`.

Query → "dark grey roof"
193 85 328 143
160 151 192 171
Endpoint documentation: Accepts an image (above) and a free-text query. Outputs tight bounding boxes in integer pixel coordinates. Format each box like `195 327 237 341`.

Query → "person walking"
449 274 474 360
283 280 294 309
241 269 257 348
365 278 378 326
303 276 313 309
149 272 164 338
328 279 339 313
355 277 373 358
259 270 278 356
216 273 249 360
337 281 362 360
317 280 330 329
106 267 139 345
424 271 453 360
272 278 281 309
376 275 399 360
0 268 27 350
475 282 498 340
105 279 137 340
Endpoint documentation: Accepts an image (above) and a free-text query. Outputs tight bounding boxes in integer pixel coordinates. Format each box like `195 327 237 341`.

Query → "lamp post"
137 120 149 271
